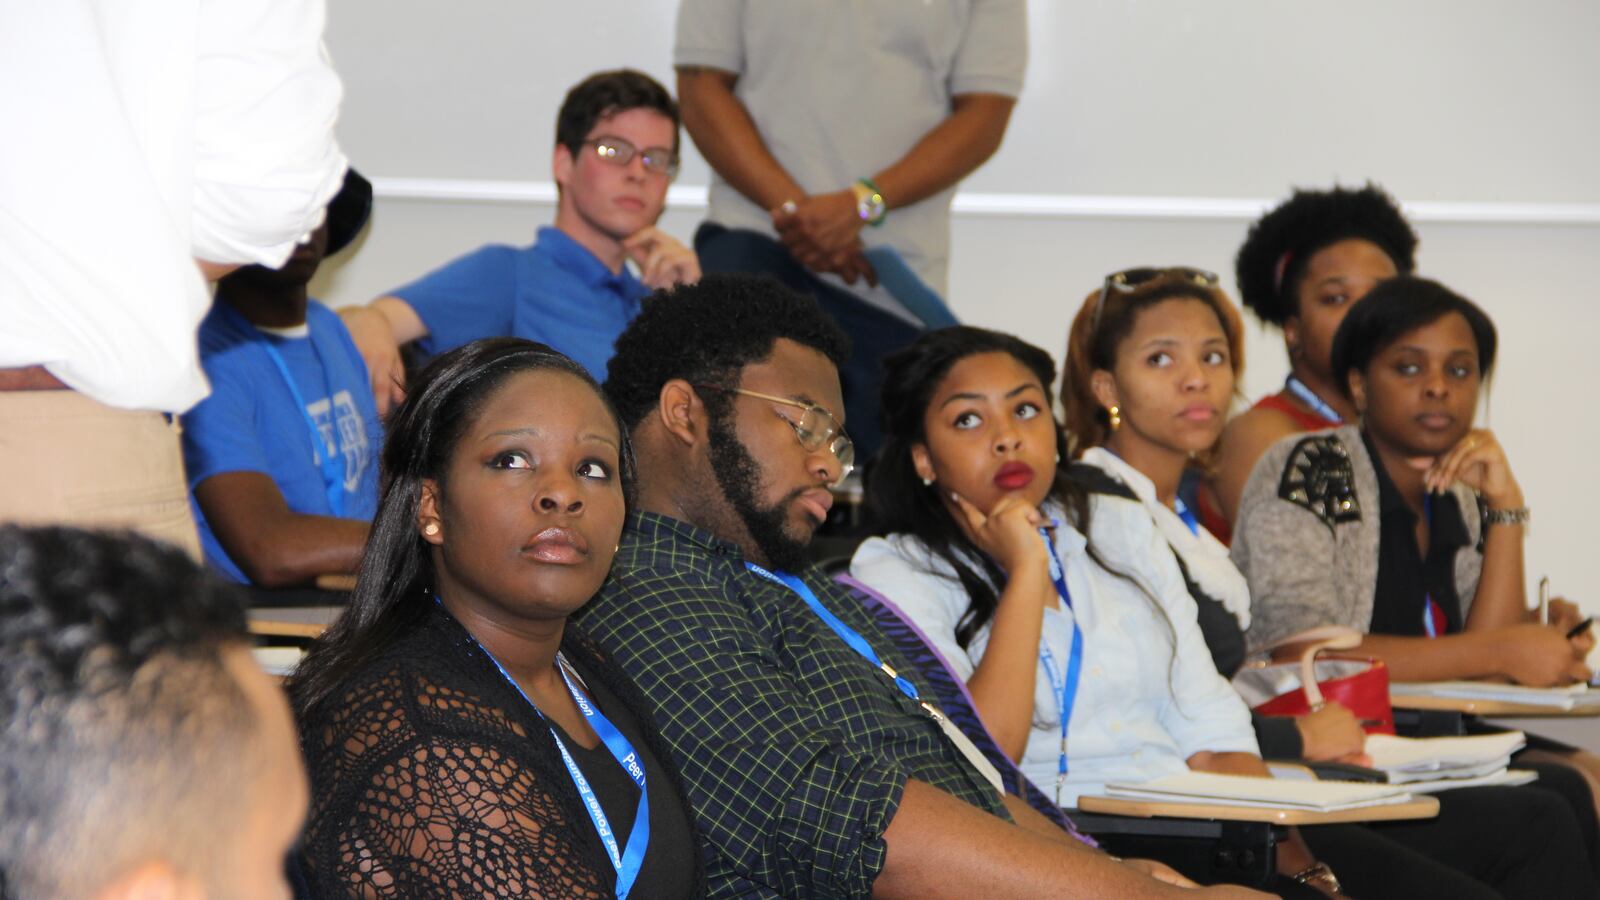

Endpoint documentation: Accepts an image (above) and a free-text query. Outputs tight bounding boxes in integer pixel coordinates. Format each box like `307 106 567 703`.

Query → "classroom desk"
314 574 358 592
248 605 341 639
1390 694 1600 717
1389 693 1600 753
1078 794 1439 825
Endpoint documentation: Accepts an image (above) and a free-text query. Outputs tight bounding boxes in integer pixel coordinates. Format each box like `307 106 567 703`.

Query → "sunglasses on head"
1092 267 1220 330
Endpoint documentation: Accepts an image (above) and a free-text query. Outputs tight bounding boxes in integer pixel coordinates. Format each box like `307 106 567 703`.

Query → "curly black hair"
0 526 255 899
604 274 850 432
556 68 679 157
1235 183 1418 327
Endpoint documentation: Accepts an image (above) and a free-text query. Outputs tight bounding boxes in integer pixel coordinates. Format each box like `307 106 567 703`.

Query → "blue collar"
536 226 646 296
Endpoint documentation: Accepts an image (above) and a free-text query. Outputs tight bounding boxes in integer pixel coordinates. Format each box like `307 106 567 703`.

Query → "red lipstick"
993 461 1035 491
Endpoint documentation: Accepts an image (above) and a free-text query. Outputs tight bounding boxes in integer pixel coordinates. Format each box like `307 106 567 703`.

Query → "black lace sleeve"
299 666 611 899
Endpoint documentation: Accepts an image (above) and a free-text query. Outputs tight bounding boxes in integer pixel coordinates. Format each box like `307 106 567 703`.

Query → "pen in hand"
1567 617 1594 641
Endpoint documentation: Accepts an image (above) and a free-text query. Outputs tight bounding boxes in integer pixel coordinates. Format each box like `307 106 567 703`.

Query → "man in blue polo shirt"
341 69 699 412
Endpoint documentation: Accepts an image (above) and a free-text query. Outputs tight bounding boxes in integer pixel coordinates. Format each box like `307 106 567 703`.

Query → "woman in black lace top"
289 338 702 899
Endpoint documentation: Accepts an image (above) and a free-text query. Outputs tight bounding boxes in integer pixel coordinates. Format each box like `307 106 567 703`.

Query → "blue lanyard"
744 562 936 711
1420 495 1444 639
452 604 650 898
1173 497 1200 536
1036 528 1085 806
219 305 347 517
1285 375 1343 425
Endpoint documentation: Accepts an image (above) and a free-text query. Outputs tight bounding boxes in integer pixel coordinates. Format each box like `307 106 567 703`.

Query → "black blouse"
1363 430 1473 638
297 604 703 899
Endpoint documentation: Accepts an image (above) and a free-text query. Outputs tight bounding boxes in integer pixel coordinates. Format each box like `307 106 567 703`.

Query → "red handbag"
1233 627 1396 735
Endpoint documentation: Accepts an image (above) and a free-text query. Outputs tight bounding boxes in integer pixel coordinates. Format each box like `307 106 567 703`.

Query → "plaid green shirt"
579 511 1009 898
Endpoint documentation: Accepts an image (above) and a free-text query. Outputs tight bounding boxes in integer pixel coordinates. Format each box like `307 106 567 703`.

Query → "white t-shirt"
0 0 346 412
849 499 1257 806
675 0 1026 310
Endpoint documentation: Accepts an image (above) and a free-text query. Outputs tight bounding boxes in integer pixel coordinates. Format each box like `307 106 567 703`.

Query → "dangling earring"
423 522 440 536
1107 405 1122 431
921 476 934 487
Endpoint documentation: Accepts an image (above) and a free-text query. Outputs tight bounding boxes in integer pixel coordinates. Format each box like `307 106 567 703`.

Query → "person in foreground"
580 274 1263 898
1057 271 1600 897
289 339 702 898
0 526 305 900
342 69 699 409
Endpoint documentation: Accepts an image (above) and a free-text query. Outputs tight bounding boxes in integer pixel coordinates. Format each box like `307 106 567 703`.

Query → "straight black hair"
289 338 635 718
1330 275 1498 398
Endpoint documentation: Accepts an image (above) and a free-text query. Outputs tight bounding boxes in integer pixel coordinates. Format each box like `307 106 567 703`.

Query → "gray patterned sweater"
1231 425 1484 652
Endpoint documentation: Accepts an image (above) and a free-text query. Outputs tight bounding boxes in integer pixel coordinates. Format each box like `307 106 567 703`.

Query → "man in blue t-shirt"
341 69 700 413
182 171 381 586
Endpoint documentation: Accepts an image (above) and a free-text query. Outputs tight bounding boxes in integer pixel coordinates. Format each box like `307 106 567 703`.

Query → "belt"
0 366 69 391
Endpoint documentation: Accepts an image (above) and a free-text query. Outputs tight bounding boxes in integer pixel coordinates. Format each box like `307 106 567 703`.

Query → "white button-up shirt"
0 0 346 412
850 498 1257 806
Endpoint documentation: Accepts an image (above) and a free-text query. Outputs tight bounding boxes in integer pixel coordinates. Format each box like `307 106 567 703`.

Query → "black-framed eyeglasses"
1092 266 1220 329
583 136 679 178
694 385 854 485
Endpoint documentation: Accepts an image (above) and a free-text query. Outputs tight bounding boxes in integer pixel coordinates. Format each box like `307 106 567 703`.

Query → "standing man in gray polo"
675 0 1026 454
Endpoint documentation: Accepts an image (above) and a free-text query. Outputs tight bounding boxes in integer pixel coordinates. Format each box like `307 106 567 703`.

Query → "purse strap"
1274 626 1363 709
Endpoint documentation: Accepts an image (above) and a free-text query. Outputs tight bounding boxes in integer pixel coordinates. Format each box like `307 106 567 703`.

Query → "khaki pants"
0 390 202 559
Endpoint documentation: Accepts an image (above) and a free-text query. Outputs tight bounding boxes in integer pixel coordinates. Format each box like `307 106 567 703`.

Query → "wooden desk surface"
1078 793 1439 825
248 605 341 639
1390 694 1600 717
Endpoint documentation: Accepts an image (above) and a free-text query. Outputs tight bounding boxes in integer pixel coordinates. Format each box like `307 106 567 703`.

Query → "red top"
1198 394 1340 546
1253 393 1340 432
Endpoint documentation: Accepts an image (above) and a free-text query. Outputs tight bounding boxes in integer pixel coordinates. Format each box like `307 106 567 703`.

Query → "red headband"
1272 251 1294 295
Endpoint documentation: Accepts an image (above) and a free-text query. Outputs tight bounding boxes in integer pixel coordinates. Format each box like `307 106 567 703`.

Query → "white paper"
1100 772 1413 811
252 645 305 677
1364 732 1526 774
1390 681 1600 709
1389 768 1538 794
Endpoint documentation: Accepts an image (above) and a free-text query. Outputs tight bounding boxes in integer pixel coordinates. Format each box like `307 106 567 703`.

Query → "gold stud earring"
1108 405 1122 431
423 522 440 536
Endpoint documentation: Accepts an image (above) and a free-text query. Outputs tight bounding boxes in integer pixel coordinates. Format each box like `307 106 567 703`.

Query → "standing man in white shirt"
0 0 347 555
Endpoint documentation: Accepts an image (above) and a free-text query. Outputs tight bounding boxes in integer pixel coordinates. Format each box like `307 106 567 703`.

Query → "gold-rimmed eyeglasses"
694 385 854 485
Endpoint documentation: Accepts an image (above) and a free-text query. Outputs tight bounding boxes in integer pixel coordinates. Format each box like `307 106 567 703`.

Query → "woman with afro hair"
1206 184 1416 539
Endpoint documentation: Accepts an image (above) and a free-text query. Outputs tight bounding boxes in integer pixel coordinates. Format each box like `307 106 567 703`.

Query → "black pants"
1311 783 1599 900
693 223 925 461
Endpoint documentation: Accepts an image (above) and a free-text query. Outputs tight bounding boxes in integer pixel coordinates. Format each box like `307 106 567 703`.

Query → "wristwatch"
1292 861 1342 894
1484 506 1531 527
851 178 887 226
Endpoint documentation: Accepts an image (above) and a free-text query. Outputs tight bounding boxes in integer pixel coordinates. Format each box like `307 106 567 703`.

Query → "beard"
706 411 815 572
